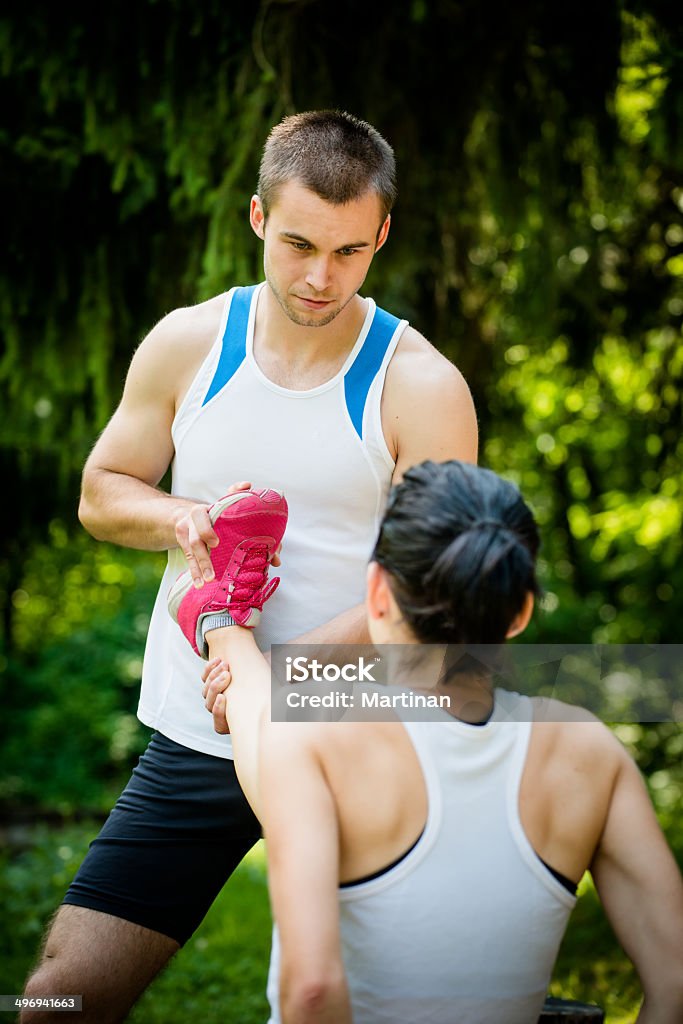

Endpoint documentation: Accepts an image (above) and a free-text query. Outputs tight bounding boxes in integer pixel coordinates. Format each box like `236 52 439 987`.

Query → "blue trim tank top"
138 284 408 757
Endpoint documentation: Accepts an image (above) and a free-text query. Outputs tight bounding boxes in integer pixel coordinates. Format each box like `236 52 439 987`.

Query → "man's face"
250 180 390 328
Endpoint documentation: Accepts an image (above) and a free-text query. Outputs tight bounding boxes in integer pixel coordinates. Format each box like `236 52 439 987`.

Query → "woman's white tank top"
267 691 576 1023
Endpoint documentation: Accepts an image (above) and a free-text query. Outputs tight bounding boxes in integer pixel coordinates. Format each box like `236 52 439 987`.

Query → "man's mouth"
295 296 334 309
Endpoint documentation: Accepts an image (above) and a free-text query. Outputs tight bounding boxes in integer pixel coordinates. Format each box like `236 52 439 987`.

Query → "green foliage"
0 825 93 1001
616 722 683 835
464 11 683 643
552 876 642 1024
0 528 161 813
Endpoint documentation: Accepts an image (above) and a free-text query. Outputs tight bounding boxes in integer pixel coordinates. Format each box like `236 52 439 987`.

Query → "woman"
176 460 683 1023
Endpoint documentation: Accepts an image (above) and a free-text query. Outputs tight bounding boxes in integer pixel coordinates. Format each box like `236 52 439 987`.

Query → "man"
22 111 477 1023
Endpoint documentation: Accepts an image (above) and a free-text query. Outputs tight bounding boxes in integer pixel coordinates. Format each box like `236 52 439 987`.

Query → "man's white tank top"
266 691 577 1024
138 283 408 758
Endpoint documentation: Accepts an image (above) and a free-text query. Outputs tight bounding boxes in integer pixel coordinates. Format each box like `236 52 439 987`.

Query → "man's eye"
338 248 358 257
291 242 310 251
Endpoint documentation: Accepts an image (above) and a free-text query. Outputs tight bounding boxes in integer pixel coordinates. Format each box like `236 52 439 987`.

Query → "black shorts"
63 731 261 945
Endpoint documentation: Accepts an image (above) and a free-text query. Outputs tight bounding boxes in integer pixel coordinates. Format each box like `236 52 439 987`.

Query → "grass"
128 843 271 1024
0 824 656 1022
0 830 271 1024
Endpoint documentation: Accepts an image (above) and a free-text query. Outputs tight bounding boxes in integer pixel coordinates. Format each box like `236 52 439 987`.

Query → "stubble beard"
269 277 357 329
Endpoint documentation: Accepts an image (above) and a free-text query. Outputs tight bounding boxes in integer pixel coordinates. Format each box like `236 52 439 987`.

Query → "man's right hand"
174 481 252 588
201 657 232 735
201 645 272 736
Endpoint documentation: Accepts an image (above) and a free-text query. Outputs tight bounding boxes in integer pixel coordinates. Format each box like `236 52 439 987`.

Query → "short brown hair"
257 110 397 222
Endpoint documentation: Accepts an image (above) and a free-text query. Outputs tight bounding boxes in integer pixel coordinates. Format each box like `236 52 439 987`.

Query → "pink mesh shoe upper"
173 489 288 656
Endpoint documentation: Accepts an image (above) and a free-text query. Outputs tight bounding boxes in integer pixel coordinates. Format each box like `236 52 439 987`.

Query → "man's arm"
591 749 683 1023
260 723 352 1024
383 328 478 483
78 301 245 584
288 603 368 645
79 309 192 548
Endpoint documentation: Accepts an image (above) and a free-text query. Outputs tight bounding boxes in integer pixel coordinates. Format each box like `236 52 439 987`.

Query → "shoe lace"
231 544 275 609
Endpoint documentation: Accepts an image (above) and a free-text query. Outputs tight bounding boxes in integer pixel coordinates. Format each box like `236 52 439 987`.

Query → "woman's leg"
204 625 270 819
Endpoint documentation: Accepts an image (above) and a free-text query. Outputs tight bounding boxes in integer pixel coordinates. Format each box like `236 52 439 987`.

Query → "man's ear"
366 561 392 620
506 591 535 638
250 195 266 240
375 214 391 253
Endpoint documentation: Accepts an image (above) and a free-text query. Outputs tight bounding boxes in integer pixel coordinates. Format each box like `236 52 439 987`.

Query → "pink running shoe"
168 488 288 657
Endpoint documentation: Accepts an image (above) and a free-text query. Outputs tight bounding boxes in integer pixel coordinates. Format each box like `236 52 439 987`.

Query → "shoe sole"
167 490 283 623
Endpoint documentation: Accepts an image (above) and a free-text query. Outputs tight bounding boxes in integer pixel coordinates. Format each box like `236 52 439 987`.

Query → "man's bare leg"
21 905 178 1024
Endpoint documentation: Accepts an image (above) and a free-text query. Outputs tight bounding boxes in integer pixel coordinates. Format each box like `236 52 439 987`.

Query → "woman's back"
265 690 626 1024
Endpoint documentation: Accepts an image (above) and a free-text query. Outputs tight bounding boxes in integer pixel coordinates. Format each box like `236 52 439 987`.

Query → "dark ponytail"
372 461 540 644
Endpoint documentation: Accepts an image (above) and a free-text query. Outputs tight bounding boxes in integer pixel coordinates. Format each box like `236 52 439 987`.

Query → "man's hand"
201 650 272 736
176 482 283 588
174 481 252 588
199 604 368 737
202 658 231 704
202 657 232 736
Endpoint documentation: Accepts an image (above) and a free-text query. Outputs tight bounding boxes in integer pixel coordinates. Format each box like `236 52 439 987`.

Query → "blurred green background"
1 2 681 1020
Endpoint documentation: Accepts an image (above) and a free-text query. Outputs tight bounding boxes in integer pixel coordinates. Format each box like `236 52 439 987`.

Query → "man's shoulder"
388 325 469 392
132 292 230 393
384 323 474 420
378 322 478 468
148 292 228 350
121 291 235 410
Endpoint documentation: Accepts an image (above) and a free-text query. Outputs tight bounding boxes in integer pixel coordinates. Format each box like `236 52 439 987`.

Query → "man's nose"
305 256 332 293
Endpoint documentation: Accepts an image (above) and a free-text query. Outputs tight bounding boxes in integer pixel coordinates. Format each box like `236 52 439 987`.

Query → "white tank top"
138 283 407 757
266 690 576 1024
